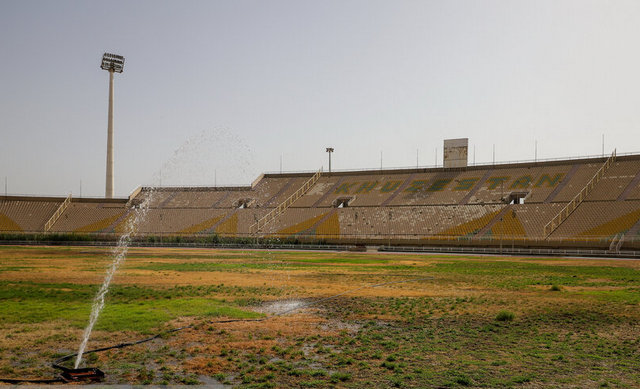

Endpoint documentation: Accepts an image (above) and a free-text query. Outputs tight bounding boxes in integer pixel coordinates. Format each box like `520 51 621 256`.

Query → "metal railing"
44 194 72 232
2 234 640 258
249 167 323 234
543 149 616 237
263 150 640 175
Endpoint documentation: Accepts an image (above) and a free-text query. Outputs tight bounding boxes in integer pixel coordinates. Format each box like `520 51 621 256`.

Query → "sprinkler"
56 366 105 383
0 276 433 385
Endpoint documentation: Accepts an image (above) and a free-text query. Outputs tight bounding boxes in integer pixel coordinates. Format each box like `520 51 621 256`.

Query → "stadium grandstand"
3 148 640 253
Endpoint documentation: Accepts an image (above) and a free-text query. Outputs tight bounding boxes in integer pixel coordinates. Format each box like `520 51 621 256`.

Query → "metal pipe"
105 70 114 199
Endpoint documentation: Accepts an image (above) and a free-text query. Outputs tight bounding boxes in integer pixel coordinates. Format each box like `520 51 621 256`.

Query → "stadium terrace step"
250 168 322 234
44 194 72 232
381 173 417 206
474 204 512 238
312 177 346 208
544 164 579 203
157 191 179 208
297 208 338 237
203 209 238 234
263 177 298 208
544 150 617 237
458 169 493 205
617 167 640 201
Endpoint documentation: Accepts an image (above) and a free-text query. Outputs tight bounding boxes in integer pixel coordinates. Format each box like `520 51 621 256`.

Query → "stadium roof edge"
0 195 128 203
262 151 640 178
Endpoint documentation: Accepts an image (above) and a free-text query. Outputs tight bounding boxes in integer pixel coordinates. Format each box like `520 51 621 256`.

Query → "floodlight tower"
100 53 125 199
326 147 334 173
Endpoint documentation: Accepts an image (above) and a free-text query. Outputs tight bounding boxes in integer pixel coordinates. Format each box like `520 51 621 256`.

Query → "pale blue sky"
1 0 640 197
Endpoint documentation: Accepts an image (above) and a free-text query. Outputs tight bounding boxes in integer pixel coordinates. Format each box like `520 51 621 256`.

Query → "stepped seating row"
587 160 640 201
50 202 126 233
2 198 640 241
289 160 640 207
491 203 565 238
132 177 308 209
550 200 640 238
0 200 61 232
4 156 640 241
125 158 640 211
333 205 504 238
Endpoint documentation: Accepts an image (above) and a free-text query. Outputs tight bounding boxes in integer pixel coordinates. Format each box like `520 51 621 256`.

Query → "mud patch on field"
253 299 314 315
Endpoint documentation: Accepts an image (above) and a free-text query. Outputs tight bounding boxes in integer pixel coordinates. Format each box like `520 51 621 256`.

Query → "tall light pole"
101 53 125 199
326 147 334 173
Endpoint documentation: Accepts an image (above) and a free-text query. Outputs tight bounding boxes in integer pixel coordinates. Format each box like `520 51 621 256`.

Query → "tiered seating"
243 176 291 208
5 154 640 245
260 208 328 236
260 177 313 207
503 203 565 238
551 163 601 202
0 213 22 232
0 199 61 232
336 205 503 238
550 201 640 238
586 160 640 201
293 164 577 208
235 208 272 235
384 172 449 206
468 165 572 204
134 188 175 208
50 201 126 233
307 173 413 207
163 190 227 208
136 208 229 234
291 176 343 207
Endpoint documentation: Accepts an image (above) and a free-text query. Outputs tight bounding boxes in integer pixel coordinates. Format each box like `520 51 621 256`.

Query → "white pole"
105 69 114 199
602 134 604 157
4 177 6 197
380 151 382 170
280 155 282 174
535 140 537 162
80 180 82 198
492 144 495 165
435 147 437 167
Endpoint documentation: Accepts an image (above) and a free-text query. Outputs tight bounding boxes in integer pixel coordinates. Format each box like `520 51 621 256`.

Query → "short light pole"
388 211 392 248
326 147 334 173
101 52 125 199
500 216 503 255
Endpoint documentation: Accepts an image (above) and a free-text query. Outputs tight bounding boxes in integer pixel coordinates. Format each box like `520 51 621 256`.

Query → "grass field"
0 245 638 387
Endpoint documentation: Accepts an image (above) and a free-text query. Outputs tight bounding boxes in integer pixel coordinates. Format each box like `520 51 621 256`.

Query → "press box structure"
443 138 468 168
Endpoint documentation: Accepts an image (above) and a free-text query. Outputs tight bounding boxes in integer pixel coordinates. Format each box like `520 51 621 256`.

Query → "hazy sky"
2 0 640 197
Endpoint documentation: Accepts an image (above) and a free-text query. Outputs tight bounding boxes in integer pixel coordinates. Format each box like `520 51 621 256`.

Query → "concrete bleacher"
333 205 503 239
0 198 62 232
50 200 126 233
550 200 640 238
584 160 640 201
4 153 640 248
136 208 229 234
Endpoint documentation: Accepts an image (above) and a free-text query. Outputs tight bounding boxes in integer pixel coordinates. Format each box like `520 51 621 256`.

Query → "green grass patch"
0 297 261 332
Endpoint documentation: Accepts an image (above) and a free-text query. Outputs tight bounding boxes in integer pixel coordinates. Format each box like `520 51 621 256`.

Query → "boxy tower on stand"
101 53 125 199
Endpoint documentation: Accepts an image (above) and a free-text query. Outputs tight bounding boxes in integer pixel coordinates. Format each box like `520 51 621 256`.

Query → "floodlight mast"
326 147 334 173
101 53 125 199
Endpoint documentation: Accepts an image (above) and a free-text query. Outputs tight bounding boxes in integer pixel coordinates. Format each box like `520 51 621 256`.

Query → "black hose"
54 276 432 367
0 377 65 384
4 276 433 383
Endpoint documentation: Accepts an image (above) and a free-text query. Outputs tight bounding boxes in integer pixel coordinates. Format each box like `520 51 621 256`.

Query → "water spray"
0 275 432 384
74 191 155 369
